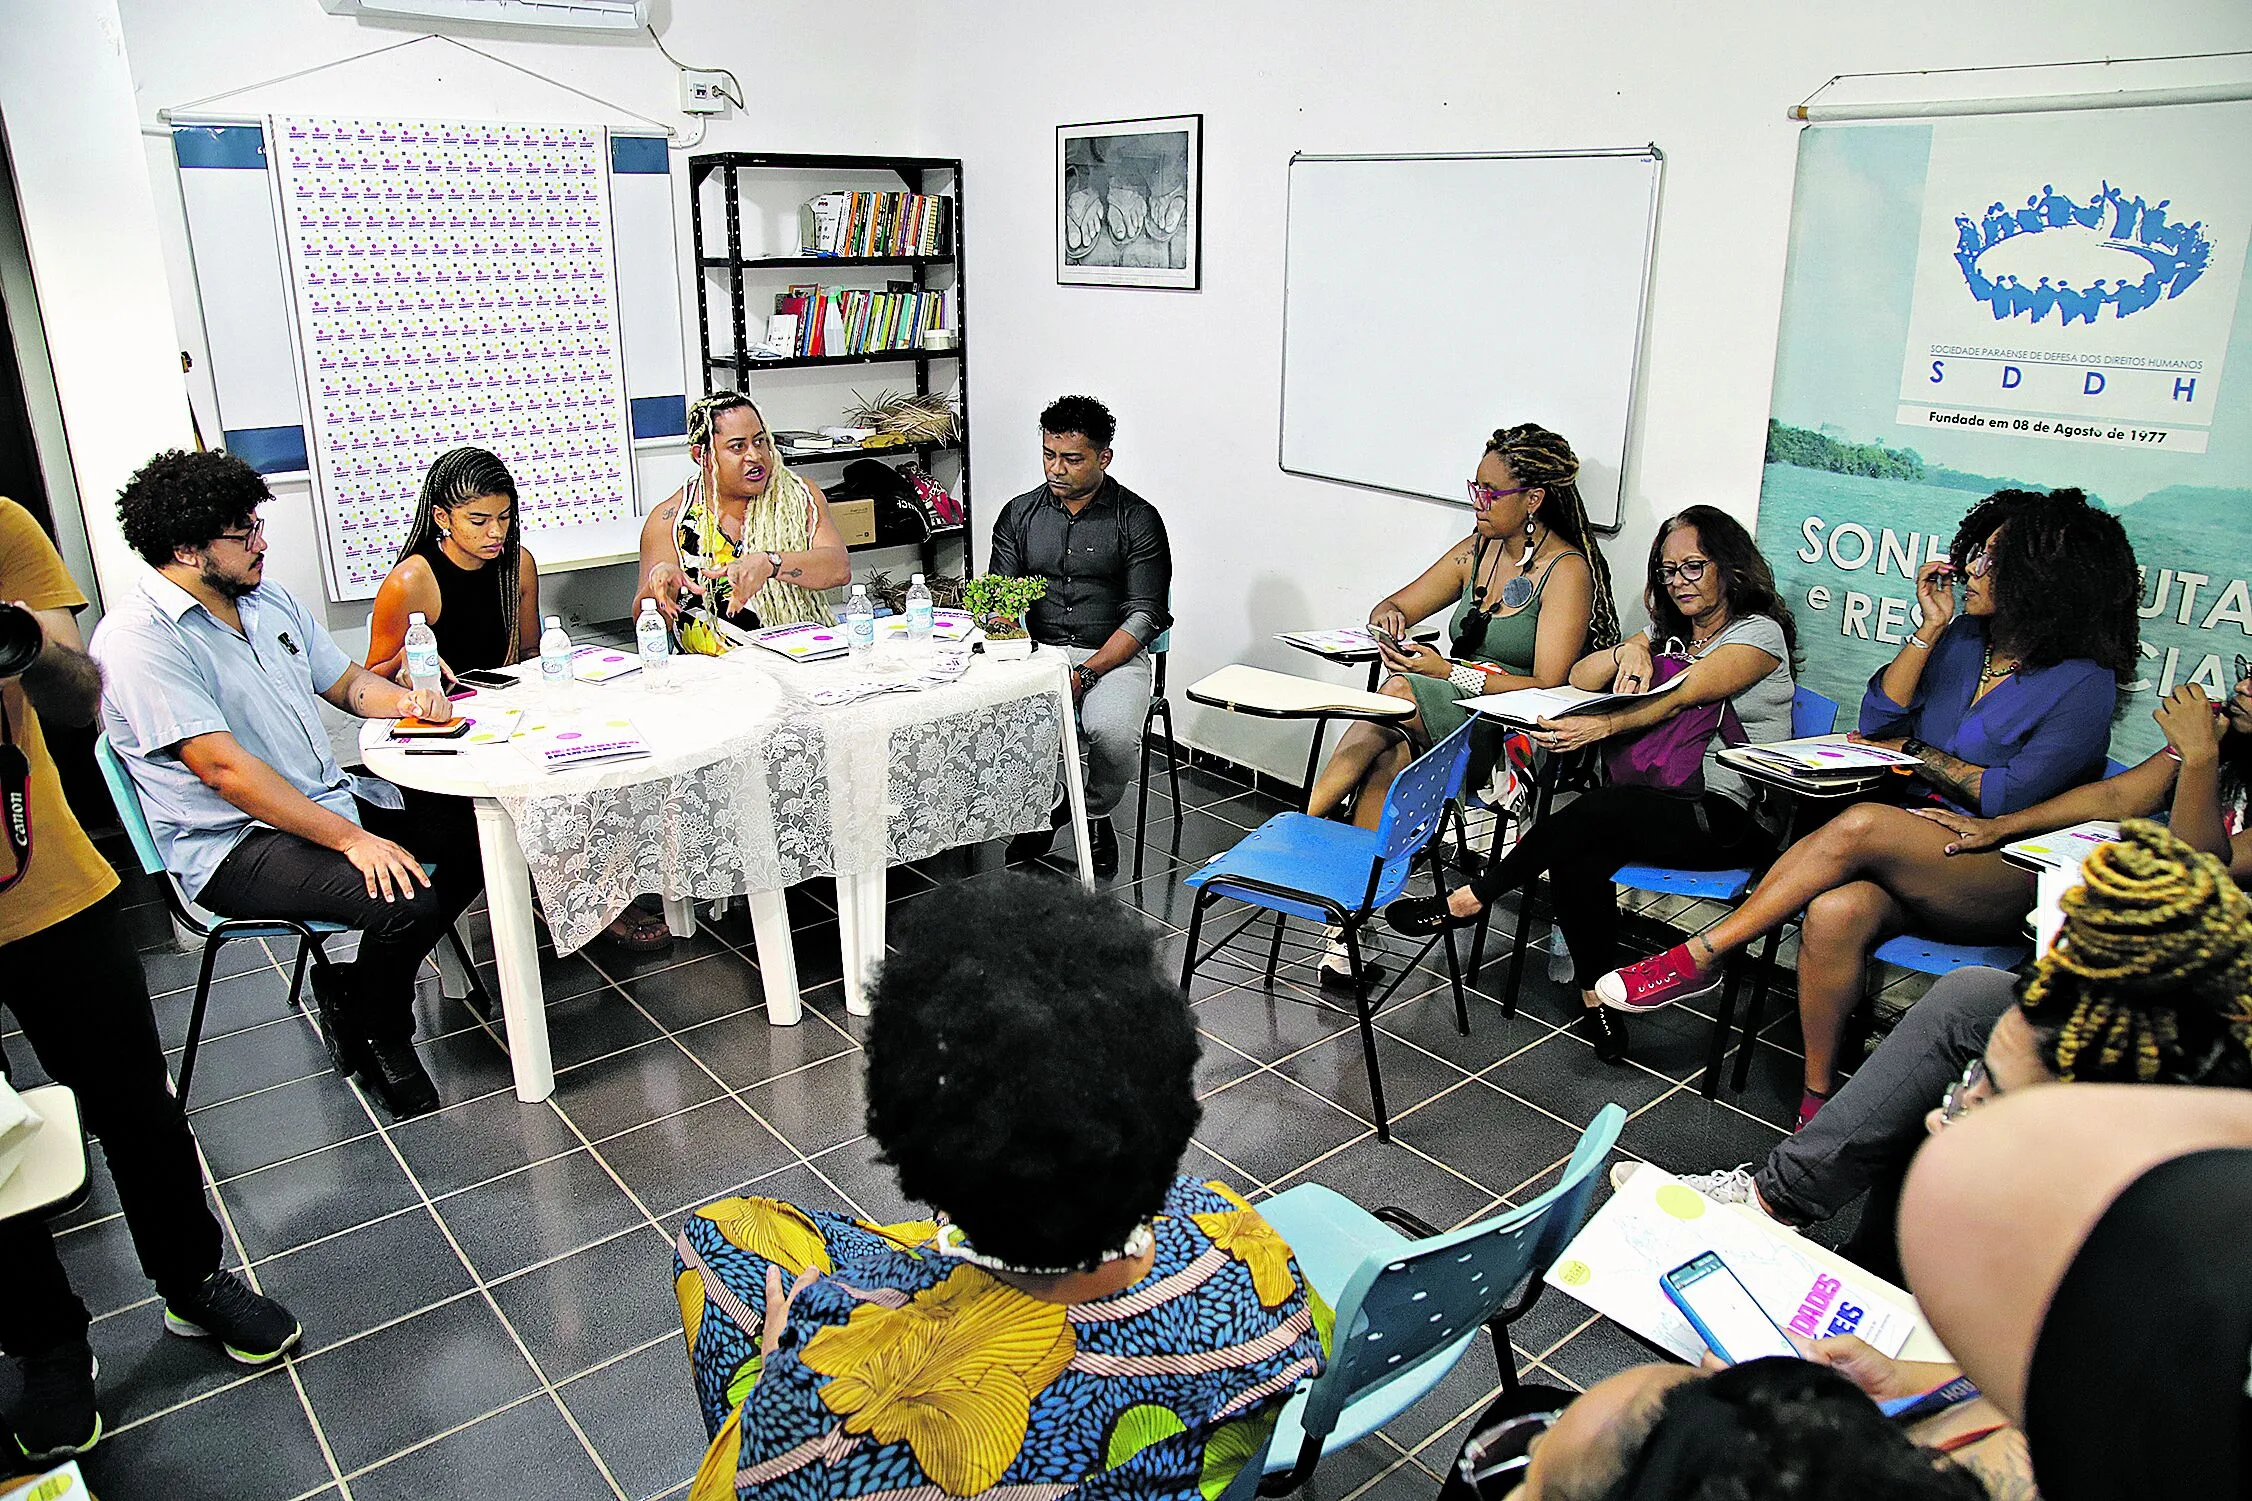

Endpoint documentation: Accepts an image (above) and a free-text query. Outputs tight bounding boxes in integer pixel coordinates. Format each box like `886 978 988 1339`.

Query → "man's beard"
199 559 256 600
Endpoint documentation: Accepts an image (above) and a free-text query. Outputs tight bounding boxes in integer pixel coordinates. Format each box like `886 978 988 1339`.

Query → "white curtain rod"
1792 79 2252 122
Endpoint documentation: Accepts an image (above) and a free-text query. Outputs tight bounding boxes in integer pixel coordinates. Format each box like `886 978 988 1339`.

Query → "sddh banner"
1754 102 2251 762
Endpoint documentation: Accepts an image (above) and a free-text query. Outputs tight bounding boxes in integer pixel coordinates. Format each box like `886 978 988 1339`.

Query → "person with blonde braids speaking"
636 392 852 655
1304 423 1619 989
1641 819 2252 1284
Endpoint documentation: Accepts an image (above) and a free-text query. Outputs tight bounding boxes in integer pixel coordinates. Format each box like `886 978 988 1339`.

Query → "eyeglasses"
1964 546 1995 578
212 519 266 550
1467 481 1534 509
1935 1056 1992 1128
1454 1408 1565 1494
1658 558 1711 584
2235 653 2250 689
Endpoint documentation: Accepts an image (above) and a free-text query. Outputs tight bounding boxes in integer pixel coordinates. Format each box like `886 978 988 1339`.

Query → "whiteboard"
1279 150 1663 529
172 118 687 600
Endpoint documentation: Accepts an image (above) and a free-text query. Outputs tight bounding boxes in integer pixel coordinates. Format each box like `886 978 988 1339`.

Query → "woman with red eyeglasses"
1301 423 1618 990
1591 488 2140 1130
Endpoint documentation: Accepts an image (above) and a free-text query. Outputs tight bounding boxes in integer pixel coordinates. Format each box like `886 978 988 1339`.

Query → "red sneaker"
1593 945 1722 1013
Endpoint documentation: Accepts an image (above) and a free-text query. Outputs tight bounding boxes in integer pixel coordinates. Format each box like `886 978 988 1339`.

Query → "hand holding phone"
1661 1252 1797 1364
1366 623 1405 653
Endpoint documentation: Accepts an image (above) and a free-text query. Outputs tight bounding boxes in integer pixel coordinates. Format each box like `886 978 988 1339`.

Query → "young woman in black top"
368 447 540 678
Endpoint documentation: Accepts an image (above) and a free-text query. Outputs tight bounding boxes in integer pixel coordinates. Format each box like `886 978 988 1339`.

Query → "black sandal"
1383 892 1484 936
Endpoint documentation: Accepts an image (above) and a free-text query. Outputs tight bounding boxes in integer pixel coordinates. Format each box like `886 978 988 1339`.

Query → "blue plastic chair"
1180 721 1476 1139
94 735 481 1105
1249 1106 1626 1493
1134 628 1185 881
1726 754 2132 1091
1601 686 1840 1097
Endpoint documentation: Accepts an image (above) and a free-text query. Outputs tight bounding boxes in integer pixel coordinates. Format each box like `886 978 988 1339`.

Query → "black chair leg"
1466 808 1511 985
284 935 314 1012
1134 719 1156 883
1490 1323 1522 1395
1441 923 1470 1036
1343 922 1391 1140
1732 927 1785 1092
1180 892 1211 995
1157 699 1184 829
176 935 228 1107
446 922 494 1020
1264 911 1287 988
1702 954 1745 1100
1497 872 1540 1021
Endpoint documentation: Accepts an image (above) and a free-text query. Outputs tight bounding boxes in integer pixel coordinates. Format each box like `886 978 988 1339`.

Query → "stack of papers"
1546 1165 1919 1364
2002 819 2121 873
1463 679 1681 724
806 647 974 706
745 621 853 662
1732 738 1919 777
386 708 520 748
1277 626 1384 655
516 715 651 772
566 644 643 684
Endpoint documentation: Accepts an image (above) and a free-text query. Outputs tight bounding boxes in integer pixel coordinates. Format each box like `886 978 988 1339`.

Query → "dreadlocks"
1484 423 1621 654
397 447 524 661
2018 819 2252 1087
1949 487 2138 676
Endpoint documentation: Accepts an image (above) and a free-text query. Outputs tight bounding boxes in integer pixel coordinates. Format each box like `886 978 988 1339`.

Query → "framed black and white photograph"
1057 114 1202 290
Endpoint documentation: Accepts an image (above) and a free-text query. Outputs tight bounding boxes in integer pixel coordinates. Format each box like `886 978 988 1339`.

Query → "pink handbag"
1601 645 1744 794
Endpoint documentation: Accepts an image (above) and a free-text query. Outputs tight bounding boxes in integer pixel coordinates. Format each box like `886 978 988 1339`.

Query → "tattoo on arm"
781 565 803 581
1915 743 1986 806
1954 1430 2036 1501
346 672 381 716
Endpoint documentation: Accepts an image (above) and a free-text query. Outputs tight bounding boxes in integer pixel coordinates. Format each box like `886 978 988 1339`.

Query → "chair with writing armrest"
1246 1105 1626 1494
1180 721 1475 1140
94 735 484 1107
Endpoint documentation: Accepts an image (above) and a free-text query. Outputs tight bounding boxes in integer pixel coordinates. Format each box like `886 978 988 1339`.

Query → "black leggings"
1468 785 1772 988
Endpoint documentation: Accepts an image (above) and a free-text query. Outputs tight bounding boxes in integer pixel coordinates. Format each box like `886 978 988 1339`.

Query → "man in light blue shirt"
92 451 474 1118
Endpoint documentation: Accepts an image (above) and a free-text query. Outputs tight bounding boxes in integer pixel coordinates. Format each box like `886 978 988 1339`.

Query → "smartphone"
454 668 518 690
1660 1252 1797 1364
1366 623 1406 653
389 716 472 740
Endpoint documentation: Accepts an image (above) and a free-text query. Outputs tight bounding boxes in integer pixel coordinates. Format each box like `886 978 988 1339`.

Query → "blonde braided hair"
2018 819 2252 1085
1484 423 1621 654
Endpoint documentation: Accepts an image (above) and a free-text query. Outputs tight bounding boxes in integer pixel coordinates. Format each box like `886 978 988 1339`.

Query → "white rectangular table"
363 645 1090 1101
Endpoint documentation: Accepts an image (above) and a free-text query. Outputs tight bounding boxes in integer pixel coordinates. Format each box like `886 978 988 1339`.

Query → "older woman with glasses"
1385 506 1798 1065
1302 423 1618 988
1595 487 2141 1128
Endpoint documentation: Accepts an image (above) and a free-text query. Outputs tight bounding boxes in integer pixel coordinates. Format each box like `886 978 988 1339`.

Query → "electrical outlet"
679 70 729 115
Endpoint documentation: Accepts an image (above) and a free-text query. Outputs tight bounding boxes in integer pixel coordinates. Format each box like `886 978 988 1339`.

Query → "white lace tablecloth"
371 646 1067 952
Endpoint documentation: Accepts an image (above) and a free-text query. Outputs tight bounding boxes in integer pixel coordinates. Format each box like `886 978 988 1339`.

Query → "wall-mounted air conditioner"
318 0 651 31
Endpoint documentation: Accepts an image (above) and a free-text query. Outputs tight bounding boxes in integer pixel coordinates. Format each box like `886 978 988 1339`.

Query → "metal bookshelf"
689 151 969 577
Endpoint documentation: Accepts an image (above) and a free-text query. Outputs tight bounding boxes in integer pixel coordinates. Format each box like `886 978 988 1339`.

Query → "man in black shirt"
988 396 1172 877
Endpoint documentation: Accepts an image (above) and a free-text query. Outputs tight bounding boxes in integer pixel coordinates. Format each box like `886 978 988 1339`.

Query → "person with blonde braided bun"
636 392 851 654
1306 423 1616 989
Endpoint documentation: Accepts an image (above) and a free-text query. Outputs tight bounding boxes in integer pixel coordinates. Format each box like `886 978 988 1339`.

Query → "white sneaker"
1608 1161 1768 1217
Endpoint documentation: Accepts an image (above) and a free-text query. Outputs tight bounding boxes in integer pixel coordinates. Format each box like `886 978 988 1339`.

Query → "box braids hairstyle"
1484 422 1621 654
397 446 524 662
2018 819 2252 1085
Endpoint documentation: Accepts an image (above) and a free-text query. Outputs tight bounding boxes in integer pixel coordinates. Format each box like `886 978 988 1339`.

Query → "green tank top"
1449 547 1575 674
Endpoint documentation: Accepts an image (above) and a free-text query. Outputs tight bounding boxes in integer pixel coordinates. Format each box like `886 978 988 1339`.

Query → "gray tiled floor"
2 762 1860 1500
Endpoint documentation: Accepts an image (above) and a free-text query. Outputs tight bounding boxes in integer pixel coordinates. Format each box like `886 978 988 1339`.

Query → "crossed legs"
1672 803 2034 1093
1305 676 1420 830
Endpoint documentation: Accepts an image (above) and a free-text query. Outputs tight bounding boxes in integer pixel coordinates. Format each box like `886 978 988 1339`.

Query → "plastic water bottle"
539 615 573 693
845 585 876 659
1546 924 1574 984
403 612 443 696
903 573 934 655
636 597 670 684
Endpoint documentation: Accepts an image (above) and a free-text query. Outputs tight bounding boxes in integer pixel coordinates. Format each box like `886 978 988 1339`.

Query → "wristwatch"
764 551 783 576
1074 665 1101 692
1902 737 1931 761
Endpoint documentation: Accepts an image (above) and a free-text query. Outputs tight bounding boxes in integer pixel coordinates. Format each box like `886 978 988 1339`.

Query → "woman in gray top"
1385 506 1797 1065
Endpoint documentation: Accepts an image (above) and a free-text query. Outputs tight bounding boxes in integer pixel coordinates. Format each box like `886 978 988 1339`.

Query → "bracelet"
1905 635 1933 651
1448 663 1489 695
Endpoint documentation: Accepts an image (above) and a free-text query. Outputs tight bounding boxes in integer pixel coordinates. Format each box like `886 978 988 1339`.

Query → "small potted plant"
961 574 1046 660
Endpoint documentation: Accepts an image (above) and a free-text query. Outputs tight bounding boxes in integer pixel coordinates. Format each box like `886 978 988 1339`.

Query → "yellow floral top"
674 1178 1330 1501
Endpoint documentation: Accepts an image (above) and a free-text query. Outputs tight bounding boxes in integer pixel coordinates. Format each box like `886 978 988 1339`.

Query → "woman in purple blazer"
1591 488 2139 1128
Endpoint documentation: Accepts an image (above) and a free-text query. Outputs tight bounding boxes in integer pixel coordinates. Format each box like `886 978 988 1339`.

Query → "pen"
402 747 463 755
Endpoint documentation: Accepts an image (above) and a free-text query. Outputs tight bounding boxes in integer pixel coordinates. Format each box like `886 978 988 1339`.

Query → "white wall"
12 0 2251 778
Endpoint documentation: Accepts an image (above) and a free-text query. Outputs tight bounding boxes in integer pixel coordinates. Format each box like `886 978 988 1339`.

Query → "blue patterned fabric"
673 1176 1328 1501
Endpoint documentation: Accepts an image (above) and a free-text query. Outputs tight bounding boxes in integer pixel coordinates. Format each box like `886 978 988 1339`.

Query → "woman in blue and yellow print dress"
674 874 1328 1501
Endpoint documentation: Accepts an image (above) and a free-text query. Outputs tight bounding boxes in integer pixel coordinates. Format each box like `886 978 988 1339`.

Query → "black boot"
1577 1006 1630 1064
1090 817 1118 878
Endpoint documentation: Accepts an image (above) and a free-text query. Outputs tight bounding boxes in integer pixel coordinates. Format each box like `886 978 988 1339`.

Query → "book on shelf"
768 282 951 358
798 191 952 258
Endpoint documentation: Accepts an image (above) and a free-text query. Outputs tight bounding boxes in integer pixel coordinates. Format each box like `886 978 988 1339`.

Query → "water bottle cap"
911 574 925 585
408 612 427 625
640 598 658 613
851 584 867 597
545 616 562 629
